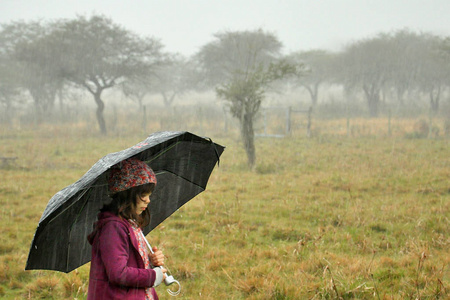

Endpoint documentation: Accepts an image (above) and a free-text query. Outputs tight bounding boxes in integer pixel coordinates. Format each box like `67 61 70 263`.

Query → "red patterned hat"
108 158 157 194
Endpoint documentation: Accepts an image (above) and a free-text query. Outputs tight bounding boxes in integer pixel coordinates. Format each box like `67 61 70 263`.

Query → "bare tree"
153 55 197 107
415 35 449 114
287 49 336 106
197 29 302 168
0 54 21 124
338 35 391 117
338 30 448 116
0 20 63 123
47 15 165 134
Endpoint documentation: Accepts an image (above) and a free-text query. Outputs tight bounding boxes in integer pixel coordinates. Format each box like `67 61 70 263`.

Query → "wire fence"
1 102 449 139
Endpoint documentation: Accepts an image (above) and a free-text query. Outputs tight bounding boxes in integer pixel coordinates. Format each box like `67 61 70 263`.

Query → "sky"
1 0 450 56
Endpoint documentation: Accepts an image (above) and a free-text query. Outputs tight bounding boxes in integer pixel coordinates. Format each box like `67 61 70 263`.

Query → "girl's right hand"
150 246 165 266
160 267 168 279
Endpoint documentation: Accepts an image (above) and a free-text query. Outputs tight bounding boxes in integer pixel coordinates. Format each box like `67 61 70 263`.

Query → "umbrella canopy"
26 131 224 273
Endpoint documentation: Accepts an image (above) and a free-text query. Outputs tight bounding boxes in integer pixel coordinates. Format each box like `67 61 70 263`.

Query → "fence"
255 106 312 138
3 102 448 139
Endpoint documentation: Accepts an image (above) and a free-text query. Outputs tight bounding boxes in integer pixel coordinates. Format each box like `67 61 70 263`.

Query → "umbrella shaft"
140 231 155 254
139 230 182 295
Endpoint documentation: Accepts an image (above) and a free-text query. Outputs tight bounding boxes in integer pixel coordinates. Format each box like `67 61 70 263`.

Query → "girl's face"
136 192 151 215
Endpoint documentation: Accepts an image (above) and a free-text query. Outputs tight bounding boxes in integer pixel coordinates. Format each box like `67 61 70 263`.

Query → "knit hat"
108 158 157 194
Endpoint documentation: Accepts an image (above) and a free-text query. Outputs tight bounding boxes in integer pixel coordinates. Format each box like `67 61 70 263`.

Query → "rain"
0 1 449 299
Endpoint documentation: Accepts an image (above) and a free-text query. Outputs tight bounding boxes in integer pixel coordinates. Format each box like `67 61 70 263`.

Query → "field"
0 118 449 299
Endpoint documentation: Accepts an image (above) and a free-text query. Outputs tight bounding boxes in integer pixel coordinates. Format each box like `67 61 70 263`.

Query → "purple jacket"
87 211 159 300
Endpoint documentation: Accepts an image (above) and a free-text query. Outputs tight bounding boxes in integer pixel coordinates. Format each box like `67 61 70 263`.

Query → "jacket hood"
87 211 126 245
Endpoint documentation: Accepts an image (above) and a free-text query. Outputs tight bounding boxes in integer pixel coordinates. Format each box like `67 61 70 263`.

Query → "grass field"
0 119 448 299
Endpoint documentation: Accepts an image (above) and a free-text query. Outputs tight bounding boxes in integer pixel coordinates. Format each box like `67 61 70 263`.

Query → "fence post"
112 105 118 132
388 109 392 137
428 107 433 138
307 106 312 138
263 108 268 135
223 107 228 133
286 106 291 135
142 105 147 132
346 104 350 137
346 116 350 137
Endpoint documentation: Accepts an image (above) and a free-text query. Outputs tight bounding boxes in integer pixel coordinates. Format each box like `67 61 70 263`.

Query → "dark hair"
101 183 155 228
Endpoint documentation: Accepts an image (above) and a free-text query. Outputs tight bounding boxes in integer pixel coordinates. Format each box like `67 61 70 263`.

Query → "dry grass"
0 118 449 299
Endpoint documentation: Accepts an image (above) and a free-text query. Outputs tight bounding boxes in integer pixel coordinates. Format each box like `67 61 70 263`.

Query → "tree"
48 15 164 134
287 50 335 106
121 54 195 109
0 54 21 124
0 20 63 122
153 55 197 107
339 35 391 117
415 35 449 114
338 30 448 116
379 30 448 114
382 30 423 107
197 29 302 168
120 76 152 111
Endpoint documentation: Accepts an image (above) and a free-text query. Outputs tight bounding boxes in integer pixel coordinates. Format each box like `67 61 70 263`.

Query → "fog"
2 0 450 56
1 1 449 137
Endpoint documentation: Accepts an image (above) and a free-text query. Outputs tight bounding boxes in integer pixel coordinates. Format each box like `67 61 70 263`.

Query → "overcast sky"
2 0 450 56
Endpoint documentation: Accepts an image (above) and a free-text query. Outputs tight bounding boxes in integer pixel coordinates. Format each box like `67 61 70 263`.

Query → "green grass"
0 124 449 299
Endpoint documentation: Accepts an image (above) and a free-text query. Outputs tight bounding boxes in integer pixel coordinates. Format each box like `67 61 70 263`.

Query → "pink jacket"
87 212 159 300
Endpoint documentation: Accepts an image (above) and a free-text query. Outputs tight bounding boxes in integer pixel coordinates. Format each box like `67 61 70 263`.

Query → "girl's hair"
101 183 155 228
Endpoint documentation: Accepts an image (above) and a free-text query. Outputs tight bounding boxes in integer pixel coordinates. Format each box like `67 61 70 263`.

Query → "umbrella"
26 131 224 273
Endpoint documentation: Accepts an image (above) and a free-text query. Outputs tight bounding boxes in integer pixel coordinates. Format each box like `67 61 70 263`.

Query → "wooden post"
346 104 350 137
347 116 350 137
286 106 291 136
263 108 267 135
223 108 228 133
142 105 147 132
112 105 117 132
428 107 433 138
307 106 312 138
388 109 392 137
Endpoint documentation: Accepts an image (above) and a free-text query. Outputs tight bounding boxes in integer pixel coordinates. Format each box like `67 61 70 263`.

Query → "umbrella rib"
207 137 222 167
154 170 206 191
145 141 182 164
144 139 216 165
46 187 90 225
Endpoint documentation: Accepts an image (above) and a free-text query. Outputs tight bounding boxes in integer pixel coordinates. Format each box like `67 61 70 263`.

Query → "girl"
87 158 166 300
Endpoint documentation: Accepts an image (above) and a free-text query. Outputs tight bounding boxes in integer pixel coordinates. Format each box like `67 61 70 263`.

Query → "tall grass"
0 120 448 299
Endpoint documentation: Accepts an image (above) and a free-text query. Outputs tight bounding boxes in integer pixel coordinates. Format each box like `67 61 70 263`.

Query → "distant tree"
286 50 336 106
339 35 391 117
380 30 449 114
153 55 198 107
47 15 165 134
415 35 449 114
0 20 63 123
382 30 423 106
121 54 195 109
338 30 449 116
197 29 302 168
121 79 149 111
0 55 21 124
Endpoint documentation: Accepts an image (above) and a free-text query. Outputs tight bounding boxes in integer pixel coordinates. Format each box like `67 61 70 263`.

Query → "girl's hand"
160 267 168 280
149 246 165 267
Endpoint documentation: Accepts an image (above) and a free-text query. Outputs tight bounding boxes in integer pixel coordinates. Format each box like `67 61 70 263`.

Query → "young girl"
87 158 166 300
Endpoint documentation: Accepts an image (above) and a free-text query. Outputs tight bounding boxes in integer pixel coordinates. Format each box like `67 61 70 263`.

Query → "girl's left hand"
149 246 165 266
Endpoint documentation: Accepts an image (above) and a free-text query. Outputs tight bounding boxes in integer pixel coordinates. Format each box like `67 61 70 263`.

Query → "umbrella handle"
164 275 181 296
141 231 181 296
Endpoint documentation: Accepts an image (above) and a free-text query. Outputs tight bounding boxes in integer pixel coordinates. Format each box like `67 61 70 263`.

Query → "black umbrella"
26 131 224 273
